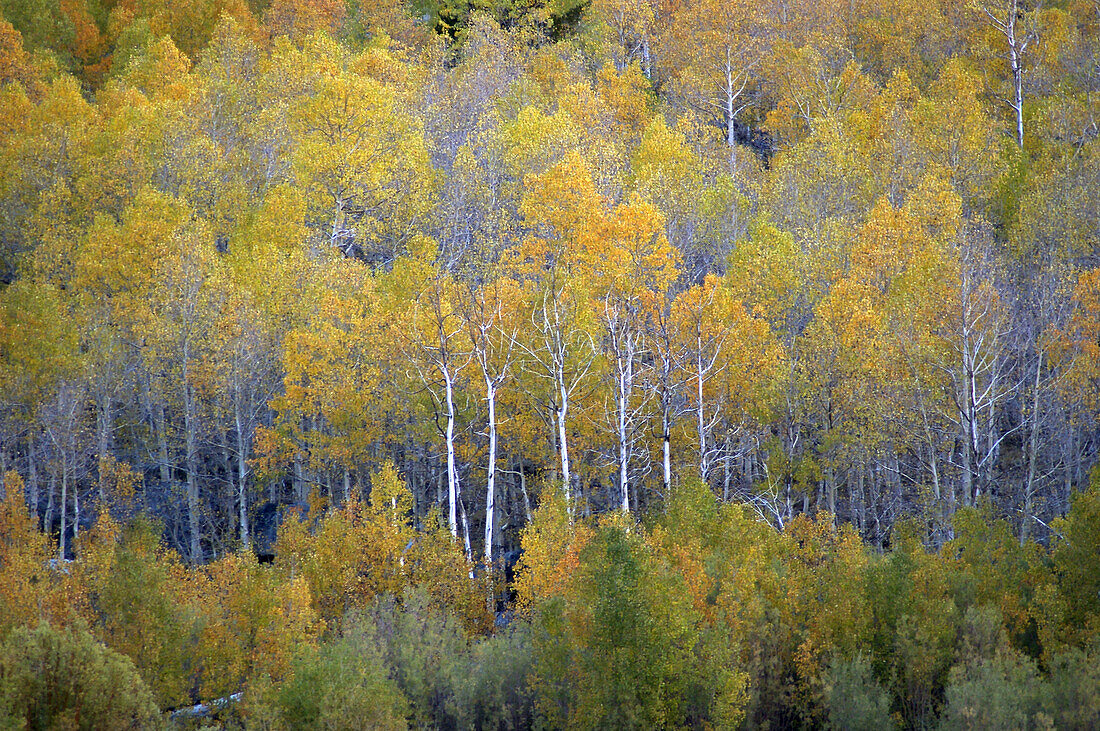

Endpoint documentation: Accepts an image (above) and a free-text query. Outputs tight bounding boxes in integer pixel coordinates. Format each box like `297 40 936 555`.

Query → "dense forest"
0 0 1099 727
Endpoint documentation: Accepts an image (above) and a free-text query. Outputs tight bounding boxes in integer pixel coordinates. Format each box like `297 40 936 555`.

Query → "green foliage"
1 0 1100 729
0 621 161 730
331 587 537 729
530 513 703 729
1052 475 1100 641
945 506 1049 654
823 654 893 731
90 517 196 709
450 622 536 730
1041 643 1100 730
938 649 1046 730
867 530 958 727
368 588 468 728
270 617 409 730
0 0 75 67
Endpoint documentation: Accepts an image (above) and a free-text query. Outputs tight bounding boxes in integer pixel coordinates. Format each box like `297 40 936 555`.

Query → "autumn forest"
0 0 1099 727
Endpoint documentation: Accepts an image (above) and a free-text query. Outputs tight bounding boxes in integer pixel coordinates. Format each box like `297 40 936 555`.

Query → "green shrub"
823 654 893 731
0 621 161 730
272 618 409 731
368 588 468 728
1040 643 1100 730
451 622 536 730
938 650 1045 730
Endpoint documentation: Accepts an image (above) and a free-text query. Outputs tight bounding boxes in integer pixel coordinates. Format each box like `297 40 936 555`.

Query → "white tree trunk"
557 378 571 503
444 364 459 539
234 399 250 550
697 347 709 482
484 380 497 565
59 453 68 560
662 407 672 497
618 353 631 512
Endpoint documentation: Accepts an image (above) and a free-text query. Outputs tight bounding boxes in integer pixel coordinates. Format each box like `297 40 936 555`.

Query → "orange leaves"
0 18 42 96
194 550 321 698
672 274 782 418
594 193 678 301
264 0 346 42
514 487 591 612
517 151 678 305
519 151 602 250
1054 268 1100 416
0 472 53 636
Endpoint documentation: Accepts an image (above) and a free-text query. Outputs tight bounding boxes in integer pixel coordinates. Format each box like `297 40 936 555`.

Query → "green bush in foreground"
0 621 161 730
270 619 409 731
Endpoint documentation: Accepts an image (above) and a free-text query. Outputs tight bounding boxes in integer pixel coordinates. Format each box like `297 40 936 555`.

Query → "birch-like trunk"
697 347 709 482
557 374 571 503
662 407 672 497
96 395 111 506
155 401 171 486
1021 352 1042 544
59 452 68 560
484 380 498 564
184 375 201 564
234 399 250 550
28 433 37 522
45 475 55 545
614 332 635 513
444 363 459 539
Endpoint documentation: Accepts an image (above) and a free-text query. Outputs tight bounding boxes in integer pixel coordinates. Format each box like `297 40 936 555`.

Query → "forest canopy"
0 0 1099 727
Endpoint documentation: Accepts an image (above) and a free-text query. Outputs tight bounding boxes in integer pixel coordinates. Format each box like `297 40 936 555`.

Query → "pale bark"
978 0 1040 149
1021 352 1043 545
184 372 201 564
444 361 459 539
484 380 497 564
617 347 632 513
28 433 37 522
155 401 171 486
96 395 111 506
234 399 250 550
59 452 68 560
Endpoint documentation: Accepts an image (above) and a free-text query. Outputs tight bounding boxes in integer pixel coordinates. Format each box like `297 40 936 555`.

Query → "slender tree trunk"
444 365 459 539
557 377 571 504
45 474 55 541
458 487 472 562
662 406 672 496
725 48 737 173
1005 1 1027 149
235 400 250 549
617 350 631 513
961 339 976 506
72 474 79 545
1021 353 1042 545
857 467 866 534
723 435 731 502
697 349 708 482
28 433 38 522
518 458 532 523
96 395 111 506
484 380 498 565
184 376 201 564
155 402 171 486
59 453 68 560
